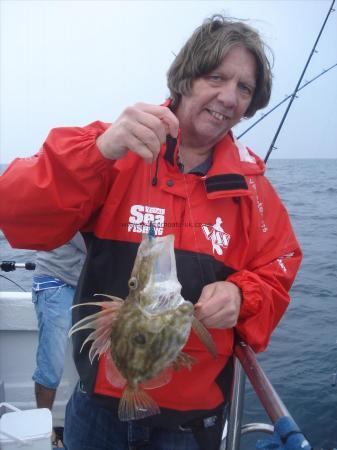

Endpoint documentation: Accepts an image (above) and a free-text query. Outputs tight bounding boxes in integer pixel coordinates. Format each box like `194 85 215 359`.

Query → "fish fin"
93 293 124 303
172 351 196 371
69 301 121 337
85 327 112 363
71 298 123 311
192 316 217 358
105 351 127 388
140 367 172 390
69 300 122 362
118 385 160 421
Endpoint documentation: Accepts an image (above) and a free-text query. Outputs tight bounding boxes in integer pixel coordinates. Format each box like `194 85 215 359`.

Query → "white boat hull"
0 292 78 426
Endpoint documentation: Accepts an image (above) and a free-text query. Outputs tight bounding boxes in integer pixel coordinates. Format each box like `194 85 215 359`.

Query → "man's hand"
96 103 179 163
194 281 242 329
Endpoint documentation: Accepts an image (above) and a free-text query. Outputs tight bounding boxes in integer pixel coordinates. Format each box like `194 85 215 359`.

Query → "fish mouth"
133 234 184 314
147 234 176 282
133 234 176 283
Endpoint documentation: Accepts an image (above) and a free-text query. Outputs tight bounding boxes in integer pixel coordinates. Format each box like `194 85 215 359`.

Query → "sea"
1 159 336 449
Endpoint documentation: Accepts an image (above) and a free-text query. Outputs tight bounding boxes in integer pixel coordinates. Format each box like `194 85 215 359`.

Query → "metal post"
223 357 246 450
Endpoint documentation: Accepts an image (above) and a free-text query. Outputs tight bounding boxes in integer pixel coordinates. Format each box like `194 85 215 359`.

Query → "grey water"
1 159 337 449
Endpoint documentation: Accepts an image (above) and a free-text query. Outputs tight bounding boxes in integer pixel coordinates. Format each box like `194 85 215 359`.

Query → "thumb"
196 283 216 307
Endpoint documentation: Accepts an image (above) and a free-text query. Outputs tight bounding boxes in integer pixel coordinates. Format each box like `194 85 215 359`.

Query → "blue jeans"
32 283 74 389
64 382 201 450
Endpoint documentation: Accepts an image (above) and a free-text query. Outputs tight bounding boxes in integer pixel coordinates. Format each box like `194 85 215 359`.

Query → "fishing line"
238 62 337 140
264 0 335 163
0 274 27 292
181 172 207 288
147 157 158 235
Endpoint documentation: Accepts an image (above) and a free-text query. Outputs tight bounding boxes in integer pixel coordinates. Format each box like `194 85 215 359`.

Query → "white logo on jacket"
201 217 230 256
128 204 165 236
248 178 268 233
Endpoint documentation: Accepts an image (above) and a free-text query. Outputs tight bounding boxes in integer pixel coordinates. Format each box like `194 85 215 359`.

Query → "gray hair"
167 15 273 118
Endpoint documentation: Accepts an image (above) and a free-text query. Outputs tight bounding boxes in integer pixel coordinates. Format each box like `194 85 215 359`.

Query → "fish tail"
118 384 160 421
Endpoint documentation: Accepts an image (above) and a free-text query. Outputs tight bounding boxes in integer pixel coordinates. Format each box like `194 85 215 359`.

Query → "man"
32 233 86 448
0 15 302 450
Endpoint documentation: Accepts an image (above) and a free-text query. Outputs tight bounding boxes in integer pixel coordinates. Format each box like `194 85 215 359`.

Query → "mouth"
206 109 230 122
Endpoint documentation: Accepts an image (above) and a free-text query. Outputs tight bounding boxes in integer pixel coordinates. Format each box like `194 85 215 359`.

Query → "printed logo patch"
249 178 268 233
128 204 165 236
201 217 230 256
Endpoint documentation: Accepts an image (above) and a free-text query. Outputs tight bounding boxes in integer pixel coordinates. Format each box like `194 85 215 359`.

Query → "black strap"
205 174 248 193
190 409 226 450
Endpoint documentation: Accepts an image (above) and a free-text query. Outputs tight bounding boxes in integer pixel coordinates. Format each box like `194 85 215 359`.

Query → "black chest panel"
77 237 235 303
72 236 236 394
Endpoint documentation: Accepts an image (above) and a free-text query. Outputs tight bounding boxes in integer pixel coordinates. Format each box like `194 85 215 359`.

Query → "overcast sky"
1 0 336 163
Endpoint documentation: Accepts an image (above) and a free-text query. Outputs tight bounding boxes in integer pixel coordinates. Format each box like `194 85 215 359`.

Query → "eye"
205 74 224 83
131 333 146 346
238 82 254 96
128 277 138 290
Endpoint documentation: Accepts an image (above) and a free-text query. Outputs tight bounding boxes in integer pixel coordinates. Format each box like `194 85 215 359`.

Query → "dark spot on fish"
132 333 146 345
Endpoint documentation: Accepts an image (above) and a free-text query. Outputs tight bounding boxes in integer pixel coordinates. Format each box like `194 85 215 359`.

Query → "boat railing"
0 259 313 449
221 340 311 450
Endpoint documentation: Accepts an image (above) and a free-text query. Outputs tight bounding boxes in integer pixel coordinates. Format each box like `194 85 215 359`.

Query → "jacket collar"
161 125 265 198
158 98 266 197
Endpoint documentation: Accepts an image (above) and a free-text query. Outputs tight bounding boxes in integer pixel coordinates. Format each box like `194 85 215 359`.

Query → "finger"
194 299 220 322
122 129 158 164
122 105 171 149
135 103 179 138
130 121 162 159
133 110 168 145
200 309 238 329
197 284 216 305
201 312 228 329
117 118 162 162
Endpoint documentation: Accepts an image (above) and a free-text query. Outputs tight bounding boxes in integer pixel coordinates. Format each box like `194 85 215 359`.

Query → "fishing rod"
264 0 336 163
0 274 27 292
0 260 36 292
238 62 337 140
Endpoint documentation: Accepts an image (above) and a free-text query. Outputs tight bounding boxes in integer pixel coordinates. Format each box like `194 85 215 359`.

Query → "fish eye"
131 333 146 346
128 277 138 290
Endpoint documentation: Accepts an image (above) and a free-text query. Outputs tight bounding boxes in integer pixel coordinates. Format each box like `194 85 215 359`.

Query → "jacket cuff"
84 127 116 171
227 270 263 319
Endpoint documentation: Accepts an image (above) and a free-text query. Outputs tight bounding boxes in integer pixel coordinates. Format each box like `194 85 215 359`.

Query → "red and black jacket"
0 120 302 426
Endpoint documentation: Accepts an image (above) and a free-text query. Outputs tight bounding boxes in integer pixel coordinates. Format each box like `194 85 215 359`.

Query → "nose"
217 81 238 110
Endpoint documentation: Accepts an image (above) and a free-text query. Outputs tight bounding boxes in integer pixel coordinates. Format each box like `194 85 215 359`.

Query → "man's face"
176 45 257 149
